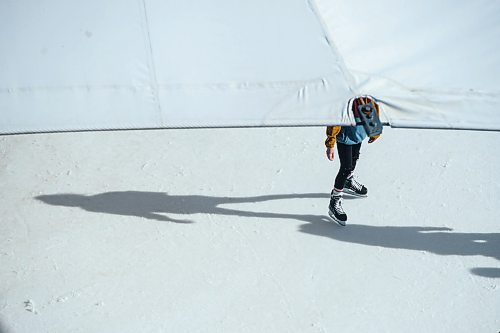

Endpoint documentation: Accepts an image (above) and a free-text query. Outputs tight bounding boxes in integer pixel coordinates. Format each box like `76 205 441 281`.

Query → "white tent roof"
1 0 499 134
315 0 500 131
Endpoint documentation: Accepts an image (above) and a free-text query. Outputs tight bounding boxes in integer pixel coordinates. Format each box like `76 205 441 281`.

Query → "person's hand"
326 147 335 161
368 135 380 144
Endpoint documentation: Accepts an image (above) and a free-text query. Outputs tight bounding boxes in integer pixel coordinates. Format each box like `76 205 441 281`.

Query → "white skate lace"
333 197 345 214
349 177 363 192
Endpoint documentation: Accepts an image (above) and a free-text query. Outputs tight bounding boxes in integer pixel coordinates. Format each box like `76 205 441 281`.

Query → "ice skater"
325 96 382 226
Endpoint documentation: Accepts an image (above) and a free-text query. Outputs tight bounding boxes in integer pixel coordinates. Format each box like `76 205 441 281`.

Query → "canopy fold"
1 0 499 134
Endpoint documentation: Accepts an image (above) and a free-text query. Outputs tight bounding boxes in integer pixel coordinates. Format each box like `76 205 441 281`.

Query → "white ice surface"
0 127 499 332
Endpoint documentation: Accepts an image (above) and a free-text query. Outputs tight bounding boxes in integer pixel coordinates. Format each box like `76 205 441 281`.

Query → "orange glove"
368 135 380 143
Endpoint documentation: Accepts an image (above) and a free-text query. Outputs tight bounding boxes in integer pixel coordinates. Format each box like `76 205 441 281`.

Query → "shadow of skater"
300 222 500 278
36 191 330 224
36 191 499 278
0 319 10 333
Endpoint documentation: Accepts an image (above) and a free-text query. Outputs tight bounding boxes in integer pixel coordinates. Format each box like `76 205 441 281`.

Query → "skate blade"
328 209 346 226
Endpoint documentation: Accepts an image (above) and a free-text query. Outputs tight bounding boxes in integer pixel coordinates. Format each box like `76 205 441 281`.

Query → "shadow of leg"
470 267 500 278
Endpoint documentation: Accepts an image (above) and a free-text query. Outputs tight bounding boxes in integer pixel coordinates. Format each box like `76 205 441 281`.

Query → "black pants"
334 142 361 190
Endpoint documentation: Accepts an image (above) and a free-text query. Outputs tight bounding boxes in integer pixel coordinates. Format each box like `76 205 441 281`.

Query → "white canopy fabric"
1 0 499 134
315 0 500 131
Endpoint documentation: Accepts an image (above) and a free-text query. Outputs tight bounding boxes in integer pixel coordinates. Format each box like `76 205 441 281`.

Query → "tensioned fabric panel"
0 0 352 134
315 0 500 130
0 0 160 133
1 0 499 134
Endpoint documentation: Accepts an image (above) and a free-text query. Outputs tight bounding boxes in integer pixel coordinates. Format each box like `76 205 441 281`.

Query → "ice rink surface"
1 127 499 332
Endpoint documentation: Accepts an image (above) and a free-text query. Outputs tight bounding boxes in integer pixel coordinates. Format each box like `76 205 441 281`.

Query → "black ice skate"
328 192 347 226
344 176 368 197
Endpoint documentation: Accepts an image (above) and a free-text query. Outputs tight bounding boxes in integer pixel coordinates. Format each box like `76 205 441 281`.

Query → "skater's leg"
329 143 353 225
334 143 354 190
344 143 368 196
349 143 362 177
